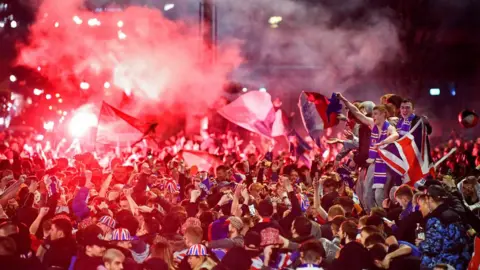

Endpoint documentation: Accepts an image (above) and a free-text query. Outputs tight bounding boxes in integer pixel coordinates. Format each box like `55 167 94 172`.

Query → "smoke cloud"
213 0 400 95
16 0 242 120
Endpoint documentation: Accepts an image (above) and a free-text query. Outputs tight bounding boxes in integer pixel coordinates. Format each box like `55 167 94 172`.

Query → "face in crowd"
400 101 414 119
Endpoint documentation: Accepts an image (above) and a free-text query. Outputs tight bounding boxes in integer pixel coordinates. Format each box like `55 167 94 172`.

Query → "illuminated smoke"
213 0 400 93
16 0 242 120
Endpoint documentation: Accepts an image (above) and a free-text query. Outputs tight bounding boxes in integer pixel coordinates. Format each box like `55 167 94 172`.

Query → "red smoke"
16 0 242 118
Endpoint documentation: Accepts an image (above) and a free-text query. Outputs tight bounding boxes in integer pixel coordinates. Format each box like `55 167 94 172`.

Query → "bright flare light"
242 87 248 92
80 82 90 90
45 93 51 99
87 18 101 26
54 22 59 28
69 111 98 137
259 87 267 92
164 3 175 11
118 30 127 40
104 82 110 88
10 20 17 28
73 15 83 25
268 16 282 28
43 121 54 131
9 75 16 82
34 88 44 95
117 21 124 28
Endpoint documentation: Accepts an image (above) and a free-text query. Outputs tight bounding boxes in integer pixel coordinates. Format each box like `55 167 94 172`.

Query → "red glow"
16 0 242 121
69 110 98 137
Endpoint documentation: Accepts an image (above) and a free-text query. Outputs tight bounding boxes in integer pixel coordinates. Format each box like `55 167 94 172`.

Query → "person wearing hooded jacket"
418 185 472 270
457 176 480 212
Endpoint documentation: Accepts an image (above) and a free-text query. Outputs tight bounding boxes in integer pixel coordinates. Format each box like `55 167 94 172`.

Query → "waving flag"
377 119 433 186
96 102 147 149
289 130 312 168
298 92 342 142
181 150 222 172
218 91 287 138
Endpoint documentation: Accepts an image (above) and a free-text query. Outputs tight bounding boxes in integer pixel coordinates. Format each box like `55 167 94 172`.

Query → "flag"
298 92 342 142
181 150 222 172
377 119 433 186
289 130 312 168
217 91 287 138
96 102 147 149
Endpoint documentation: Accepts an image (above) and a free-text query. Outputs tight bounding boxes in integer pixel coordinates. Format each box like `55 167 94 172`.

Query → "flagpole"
434 147 457 169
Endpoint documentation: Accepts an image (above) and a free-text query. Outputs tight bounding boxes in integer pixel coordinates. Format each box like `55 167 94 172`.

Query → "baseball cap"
426 185 449 200
80 225 107 247
244 231 261 249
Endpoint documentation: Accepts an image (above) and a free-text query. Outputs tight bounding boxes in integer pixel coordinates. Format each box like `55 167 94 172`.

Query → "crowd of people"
0 92 479 270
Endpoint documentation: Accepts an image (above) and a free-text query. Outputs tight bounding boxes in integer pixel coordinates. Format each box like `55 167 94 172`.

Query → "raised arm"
337 93 374 128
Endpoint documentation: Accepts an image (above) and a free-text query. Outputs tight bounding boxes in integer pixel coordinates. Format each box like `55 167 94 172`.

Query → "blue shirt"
398 240 422 258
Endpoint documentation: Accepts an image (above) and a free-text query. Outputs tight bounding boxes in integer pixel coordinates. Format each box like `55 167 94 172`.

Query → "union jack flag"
377 119 434 187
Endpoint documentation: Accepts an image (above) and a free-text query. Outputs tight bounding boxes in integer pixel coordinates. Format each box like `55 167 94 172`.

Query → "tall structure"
199 0 216 64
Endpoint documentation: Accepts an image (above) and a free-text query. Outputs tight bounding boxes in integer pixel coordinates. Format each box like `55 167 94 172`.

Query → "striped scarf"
369 121 390 188
397 113 415 136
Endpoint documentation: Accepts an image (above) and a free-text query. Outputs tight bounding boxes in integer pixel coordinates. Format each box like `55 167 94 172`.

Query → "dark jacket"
331 241 372 270
115 246 140 270
73 253 104 270
43 237 77 270
419 203 471 270
353 123 371 168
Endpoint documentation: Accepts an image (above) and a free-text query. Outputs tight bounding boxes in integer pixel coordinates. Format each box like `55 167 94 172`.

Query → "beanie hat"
227 216 243 231
361 101 375 116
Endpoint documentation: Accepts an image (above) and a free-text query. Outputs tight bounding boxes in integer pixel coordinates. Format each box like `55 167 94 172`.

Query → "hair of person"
373 105 389 118
358 216 369 227
340 220 358 240
327 205 346 218
416 194 428 204
293 216 313 238
366 215 384 228
361 225 381 236
331 215 348 231
103 248 125 264
386 95 403 109
323 178 338 190
334 197 354 212
364 232 386 247
52 218 73 238
401 98 415 108
0 236 16 256
369 243 387 262
300 240 326 263
465 176 478 186
115 211 139 236
184 226 203 244
151 240 174 268
384 103 396 118
220 201 232 216
257 199 274 217
215 165 228 173
370 207 387 218
380 94 394 104
394 185 414 200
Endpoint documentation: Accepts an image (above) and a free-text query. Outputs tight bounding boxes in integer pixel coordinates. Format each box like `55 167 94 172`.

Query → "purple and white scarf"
369 121 390 188
397 114 415 137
